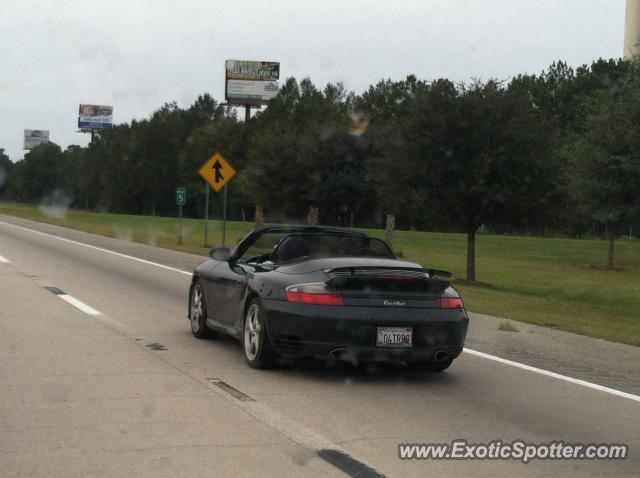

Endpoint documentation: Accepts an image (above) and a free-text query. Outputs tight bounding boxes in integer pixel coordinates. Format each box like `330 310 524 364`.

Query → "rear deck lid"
325 266 451 308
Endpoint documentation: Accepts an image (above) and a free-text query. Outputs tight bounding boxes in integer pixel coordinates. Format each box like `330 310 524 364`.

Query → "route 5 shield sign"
176 187 186 206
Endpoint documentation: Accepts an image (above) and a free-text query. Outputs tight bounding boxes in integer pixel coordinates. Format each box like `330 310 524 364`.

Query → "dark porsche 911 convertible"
188 225 468 371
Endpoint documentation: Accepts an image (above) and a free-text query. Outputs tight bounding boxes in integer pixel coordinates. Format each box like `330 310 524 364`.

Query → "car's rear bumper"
261 298 468 362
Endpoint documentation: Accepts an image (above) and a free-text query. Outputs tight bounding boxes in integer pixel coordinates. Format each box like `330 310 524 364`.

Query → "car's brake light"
378 275 414 280
440 297 464 309
286 291 344 305
286 283 344 306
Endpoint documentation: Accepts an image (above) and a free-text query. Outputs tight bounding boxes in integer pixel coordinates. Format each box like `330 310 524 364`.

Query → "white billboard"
226 79 280 102
24 130 50 150
225 60 280 105
78 104 113 130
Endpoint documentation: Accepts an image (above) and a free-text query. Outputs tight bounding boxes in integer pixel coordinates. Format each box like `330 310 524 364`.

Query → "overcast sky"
0 0 627 162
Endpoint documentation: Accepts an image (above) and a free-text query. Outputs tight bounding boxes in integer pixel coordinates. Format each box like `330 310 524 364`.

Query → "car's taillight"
440 297 464 309
286 283 344 306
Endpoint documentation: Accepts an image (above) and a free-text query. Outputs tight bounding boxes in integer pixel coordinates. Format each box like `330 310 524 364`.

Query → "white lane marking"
0 220 192 276
3 219 638 403
0 255 10 263
464 348 640 403
58 294 101 316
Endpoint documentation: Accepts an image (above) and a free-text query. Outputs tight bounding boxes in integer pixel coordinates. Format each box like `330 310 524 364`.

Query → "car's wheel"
243 299 276 369
407 359 453 373
190 281 215 339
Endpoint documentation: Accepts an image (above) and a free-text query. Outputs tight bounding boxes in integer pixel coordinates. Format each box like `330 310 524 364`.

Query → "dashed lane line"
44 286 101 316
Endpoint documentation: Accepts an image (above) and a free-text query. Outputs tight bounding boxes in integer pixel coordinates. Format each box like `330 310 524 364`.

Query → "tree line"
1 58 640 278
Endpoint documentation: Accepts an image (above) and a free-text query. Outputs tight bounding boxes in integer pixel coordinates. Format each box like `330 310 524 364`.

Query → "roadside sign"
176 187 186 206
198 153 236 192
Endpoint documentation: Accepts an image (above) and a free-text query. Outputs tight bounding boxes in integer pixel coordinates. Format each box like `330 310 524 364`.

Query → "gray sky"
0 0 626 162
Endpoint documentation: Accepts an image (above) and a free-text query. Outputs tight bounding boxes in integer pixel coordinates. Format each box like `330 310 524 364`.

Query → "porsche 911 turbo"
188 225 468 371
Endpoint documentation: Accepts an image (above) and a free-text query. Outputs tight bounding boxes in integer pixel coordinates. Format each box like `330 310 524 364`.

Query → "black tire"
189 281 216 339
407 359 453 373
243 299 276 369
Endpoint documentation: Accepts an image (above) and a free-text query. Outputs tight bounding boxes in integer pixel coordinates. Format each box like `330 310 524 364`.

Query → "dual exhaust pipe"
328 347 450 362
433 349 450 362
328 347 348 359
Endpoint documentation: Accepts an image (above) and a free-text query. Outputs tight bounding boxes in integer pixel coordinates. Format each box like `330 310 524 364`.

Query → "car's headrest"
276 236 310 262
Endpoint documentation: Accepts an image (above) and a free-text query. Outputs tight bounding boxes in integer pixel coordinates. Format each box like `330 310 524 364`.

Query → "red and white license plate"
376 327 413 347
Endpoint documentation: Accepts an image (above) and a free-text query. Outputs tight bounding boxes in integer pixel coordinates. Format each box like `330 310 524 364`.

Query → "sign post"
176 187 186 245
204 183 210 247
198 153 237 247
222 185 228 247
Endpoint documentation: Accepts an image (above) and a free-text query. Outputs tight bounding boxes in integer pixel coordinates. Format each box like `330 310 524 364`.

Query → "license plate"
376 327 413 347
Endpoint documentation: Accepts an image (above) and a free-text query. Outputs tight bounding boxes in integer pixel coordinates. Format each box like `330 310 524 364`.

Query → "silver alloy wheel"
244 303 261 361
190 284 204 333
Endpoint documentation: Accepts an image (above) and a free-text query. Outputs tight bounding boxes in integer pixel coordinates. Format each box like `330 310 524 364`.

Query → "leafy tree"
246 77 372 225
564 65 640 269
0 149 13 198
59 145 85 207
422 80 554 281
364 77 455 230
508 58 636 236
9 143 66 203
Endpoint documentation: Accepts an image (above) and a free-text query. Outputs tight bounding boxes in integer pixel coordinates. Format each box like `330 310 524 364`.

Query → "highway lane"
0 223 344 477
1 218 638 477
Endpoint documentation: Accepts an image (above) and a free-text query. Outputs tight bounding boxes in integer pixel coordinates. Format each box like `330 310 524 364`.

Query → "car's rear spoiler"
323 266 452 279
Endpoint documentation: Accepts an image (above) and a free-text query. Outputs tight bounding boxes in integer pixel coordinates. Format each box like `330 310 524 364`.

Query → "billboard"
225 60 280 105
23 130 50 150
78 104 113 130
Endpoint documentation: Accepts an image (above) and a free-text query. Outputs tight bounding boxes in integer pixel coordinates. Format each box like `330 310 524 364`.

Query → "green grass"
0 201 255 256
2 201 639 346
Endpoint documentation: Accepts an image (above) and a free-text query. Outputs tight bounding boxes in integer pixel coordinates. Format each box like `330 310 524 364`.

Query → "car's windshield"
239 232 394 263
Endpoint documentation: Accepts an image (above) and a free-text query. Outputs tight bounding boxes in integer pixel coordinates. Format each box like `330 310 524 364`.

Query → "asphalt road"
1 217 638 477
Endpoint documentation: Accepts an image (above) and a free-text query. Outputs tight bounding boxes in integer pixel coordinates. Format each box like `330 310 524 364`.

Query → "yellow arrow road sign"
198 152 236 192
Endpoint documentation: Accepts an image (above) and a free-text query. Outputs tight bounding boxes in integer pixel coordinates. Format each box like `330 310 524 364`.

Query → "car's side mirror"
210 247 231 262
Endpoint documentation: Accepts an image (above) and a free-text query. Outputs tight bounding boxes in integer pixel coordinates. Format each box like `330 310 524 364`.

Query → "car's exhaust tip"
328 347 348 359
433 350 450 362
